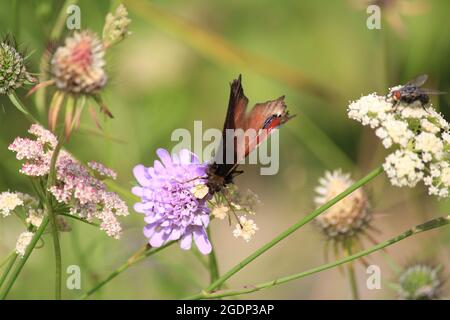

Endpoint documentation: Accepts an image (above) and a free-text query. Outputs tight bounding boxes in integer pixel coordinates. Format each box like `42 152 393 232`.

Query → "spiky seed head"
396 263 444 300
0 38 35 94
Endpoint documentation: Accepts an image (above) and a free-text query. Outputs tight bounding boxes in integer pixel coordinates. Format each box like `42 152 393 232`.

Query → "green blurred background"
1 0 449 299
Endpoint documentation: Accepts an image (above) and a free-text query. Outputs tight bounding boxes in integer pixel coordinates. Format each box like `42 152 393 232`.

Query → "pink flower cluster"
8 124 129 239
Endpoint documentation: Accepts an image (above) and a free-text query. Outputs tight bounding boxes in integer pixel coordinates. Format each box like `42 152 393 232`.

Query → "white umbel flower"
233 216 258 242
15 231 34 257
415 132 444 160
26 208 44 227
211 205 229 220
383 150 424 187
314 170 371 239
0 191 23 217
349 88 450 198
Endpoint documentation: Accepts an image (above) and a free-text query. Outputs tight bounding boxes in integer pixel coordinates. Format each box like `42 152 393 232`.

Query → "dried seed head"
396 263 444 300
51 31 107 94
314 169 372 240
0 38 35 94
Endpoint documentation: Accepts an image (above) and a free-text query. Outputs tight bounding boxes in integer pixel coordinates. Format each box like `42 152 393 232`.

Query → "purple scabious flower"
132 148 212 254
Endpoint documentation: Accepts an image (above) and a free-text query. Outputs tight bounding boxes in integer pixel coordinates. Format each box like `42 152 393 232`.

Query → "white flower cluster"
233 216 259 242
0 191 43 257
348 92 450 197
210 185 260 242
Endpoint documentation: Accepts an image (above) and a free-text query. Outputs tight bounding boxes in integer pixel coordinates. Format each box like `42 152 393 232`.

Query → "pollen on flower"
15 231 34 257
0 191 24 217
314 169 371 239
51 31 107 94
191 184 209 199
233 216 258 242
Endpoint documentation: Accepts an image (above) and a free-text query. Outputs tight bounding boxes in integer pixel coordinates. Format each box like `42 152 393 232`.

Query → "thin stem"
207 228 220 285
187 214 450 299
50 0 78 40
0 216 50 299
347 263 359 300
79 241 175 299
45 130 66 300
200 166 384 294
345 243 359 300
58 212 100 227
0 253 17 289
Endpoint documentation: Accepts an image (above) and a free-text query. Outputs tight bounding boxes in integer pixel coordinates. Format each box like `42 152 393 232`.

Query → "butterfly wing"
213 75 293 179
213 75 249 177
236 96 291 162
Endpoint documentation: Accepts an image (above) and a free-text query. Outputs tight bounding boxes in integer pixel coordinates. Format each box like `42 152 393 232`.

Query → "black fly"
387 74 446 109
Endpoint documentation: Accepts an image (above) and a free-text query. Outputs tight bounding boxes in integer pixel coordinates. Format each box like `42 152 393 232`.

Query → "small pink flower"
88 161 117 180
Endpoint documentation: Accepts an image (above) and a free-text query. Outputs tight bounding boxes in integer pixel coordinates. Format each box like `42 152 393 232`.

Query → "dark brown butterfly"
207 75 294 193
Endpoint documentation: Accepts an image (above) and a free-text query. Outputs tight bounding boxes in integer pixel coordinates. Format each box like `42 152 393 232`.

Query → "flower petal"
133 165 151 187
193 228 212 255
157 148 173 168
179 232 192 250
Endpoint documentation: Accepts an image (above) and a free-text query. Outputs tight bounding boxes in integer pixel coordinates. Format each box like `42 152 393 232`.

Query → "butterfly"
207 75 294 193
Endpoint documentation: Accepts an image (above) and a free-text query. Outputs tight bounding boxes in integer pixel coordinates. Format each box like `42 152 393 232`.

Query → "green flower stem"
347 263 359 300
45 131 65 300
58 212 100 227
50 0 79 40
79 241 175 299
195 166 384 295
207 228 220 285
0 216 50 299
7 91 38 123
0 253 17 289
187 214 450 299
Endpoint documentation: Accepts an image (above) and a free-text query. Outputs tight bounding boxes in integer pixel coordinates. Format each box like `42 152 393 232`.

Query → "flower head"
103 4 131 48
16 231 34 257
0 192 24 217
233 216 258 242
0 36 35 94
394 263 444 300
9 124 129 238
51 31 107 94
348 86 450 198
132 148 212 254
211 205 229 220
314 169 372 240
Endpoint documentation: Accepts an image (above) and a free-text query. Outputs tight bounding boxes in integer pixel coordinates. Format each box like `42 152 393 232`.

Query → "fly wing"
418 88 447 95
407 74 428 87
